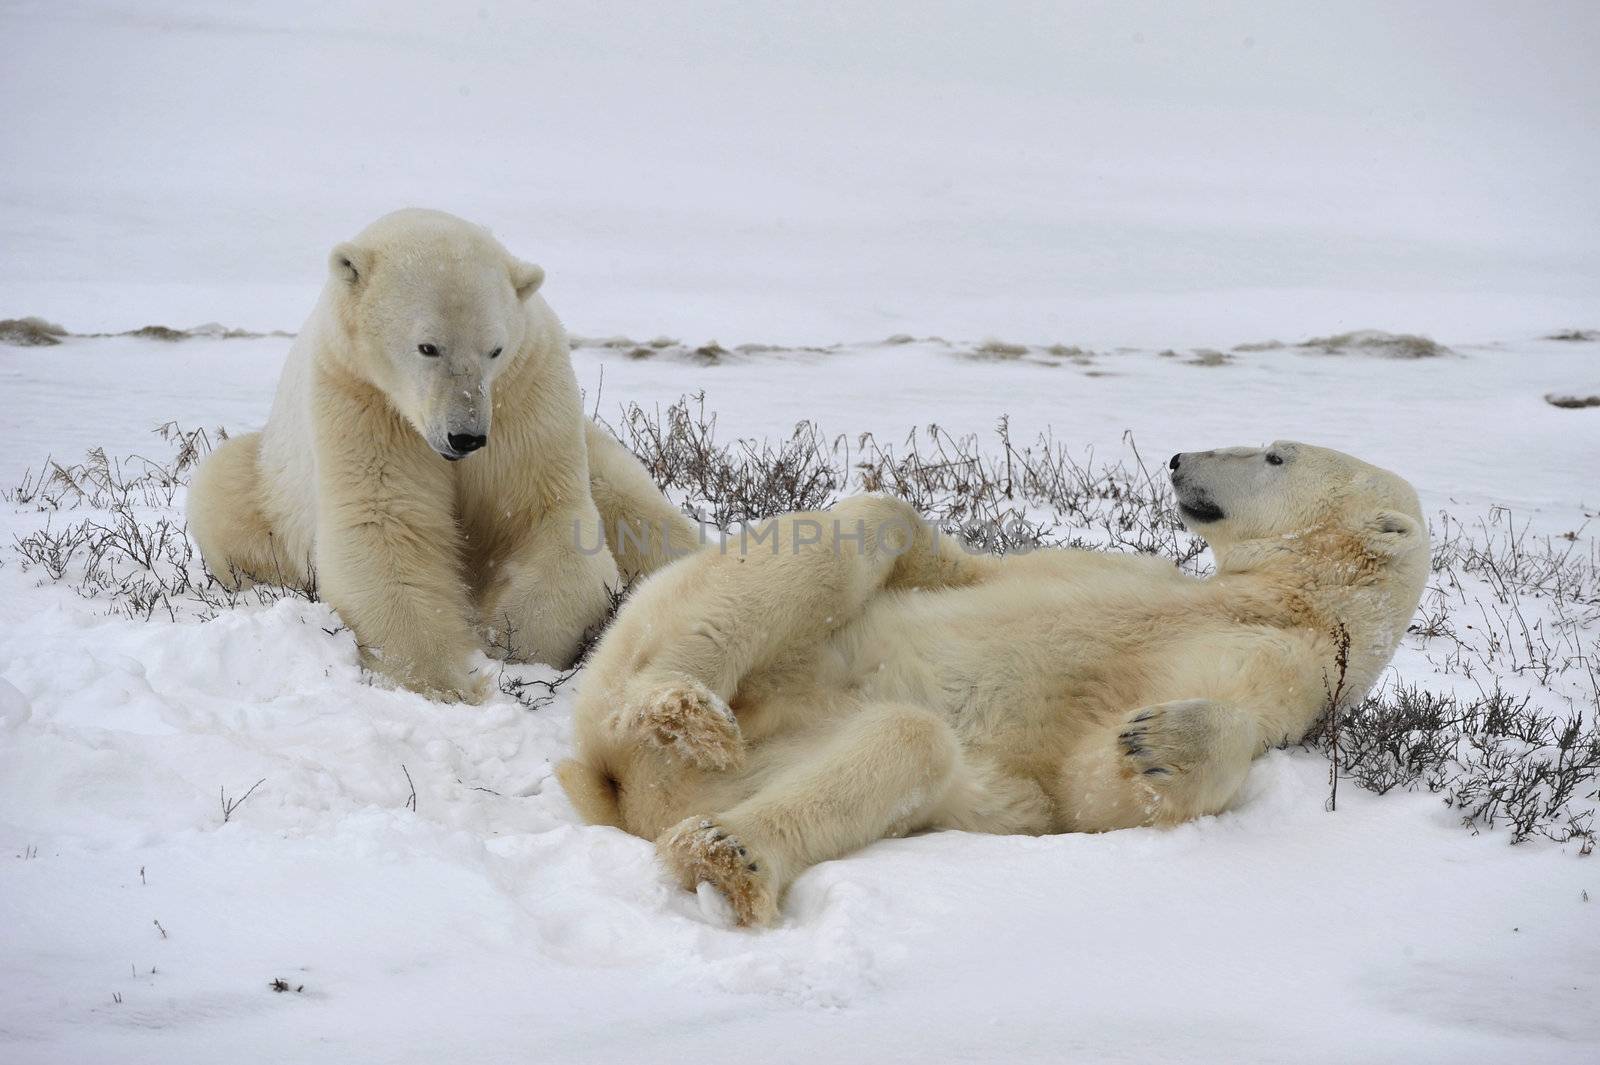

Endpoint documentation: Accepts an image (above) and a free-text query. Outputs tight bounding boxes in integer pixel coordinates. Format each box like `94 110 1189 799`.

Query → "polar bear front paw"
1117 698 1227 784
621 676 743 771
658 816 778 927
365 645 490 706
1117 698 1255 822
424 671 492 706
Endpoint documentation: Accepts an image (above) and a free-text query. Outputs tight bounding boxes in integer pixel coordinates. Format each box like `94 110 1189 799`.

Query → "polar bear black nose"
1168 453 1182 470
447 432 487 455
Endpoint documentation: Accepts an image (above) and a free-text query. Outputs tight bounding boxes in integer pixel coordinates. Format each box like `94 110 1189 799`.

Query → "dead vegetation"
7 398 1596 847
609 394 1206 565
971 339 1031 360
958 339 1099 366
100 323 293 342
0 317 68 346
0 317 291 347
7 423 317 621
1043 344 1096 362
569 334 831 363
488 582 632 710
1185 349 1233 367
1296 330 1452 359
1307 684 1597 849
1226 331 1453 359
220 779 266 824
125 325 189 342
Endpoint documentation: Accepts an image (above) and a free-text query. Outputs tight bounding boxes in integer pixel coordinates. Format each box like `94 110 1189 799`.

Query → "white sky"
2 1 1597 343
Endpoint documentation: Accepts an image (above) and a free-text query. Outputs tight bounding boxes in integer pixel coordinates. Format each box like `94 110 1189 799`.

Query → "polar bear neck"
1209 522 1422 698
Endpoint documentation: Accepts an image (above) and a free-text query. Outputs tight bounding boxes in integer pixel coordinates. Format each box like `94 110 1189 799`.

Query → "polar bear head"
1167 441 1427 575
1168 442 1430 703
326 208 546 461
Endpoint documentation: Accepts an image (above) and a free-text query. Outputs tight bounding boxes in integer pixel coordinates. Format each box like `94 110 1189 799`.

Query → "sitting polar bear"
187 209 697 701
558 442 1429 925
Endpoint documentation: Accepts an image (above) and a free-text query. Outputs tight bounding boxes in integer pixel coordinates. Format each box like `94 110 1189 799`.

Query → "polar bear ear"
509 258 545 300
1360 509 1421 555
329 242 372 288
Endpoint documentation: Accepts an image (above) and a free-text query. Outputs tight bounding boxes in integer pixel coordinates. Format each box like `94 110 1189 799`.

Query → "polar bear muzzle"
1176 495 1226 524
1168 451 1226 523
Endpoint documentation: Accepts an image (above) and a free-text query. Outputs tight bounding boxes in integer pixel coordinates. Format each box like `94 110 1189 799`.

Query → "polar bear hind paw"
623 677 744 771
658 816 778 927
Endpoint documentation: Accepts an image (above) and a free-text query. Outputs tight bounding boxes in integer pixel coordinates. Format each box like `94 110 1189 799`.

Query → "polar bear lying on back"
187 209 697 701
559 442 1429 925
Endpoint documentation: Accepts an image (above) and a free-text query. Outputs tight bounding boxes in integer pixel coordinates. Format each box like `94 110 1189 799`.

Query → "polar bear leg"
627 495 977 700
312 381 486 703
608 498 937 765
656 701 961 926
583 421 703 580
187 432 308 590
482 499 621 669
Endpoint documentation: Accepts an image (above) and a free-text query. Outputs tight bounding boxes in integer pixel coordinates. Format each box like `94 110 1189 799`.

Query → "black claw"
736 846 747 857
747 863 759 872
1144 766 1170 776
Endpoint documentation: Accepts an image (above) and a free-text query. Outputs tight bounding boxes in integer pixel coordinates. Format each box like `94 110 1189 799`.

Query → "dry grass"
1297 330 1452 359
7 423 317 621
609 394 1206 565
1308 684 1597 848
0 317 67 346
970 339 1031 360
0 317 291 347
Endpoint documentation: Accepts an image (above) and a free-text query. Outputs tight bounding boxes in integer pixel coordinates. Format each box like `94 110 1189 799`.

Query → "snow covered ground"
3 2 1599 1063
3 331 1597 1064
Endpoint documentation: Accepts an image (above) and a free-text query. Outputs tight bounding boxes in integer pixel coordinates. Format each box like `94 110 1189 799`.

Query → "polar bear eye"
417 343 440 357
1265 452 1284 466
488 347 502 360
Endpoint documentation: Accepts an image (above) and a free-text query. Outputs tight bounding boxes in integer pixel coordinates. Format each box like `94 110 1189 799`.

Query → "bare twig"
1323 624 1353 812
401 764 417 812
220 779 266 824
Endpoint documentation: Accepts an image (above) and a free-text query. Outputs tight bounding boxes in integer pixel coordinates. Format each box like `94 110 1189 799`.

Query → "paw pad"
658 816 777 926
624 678 744 771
